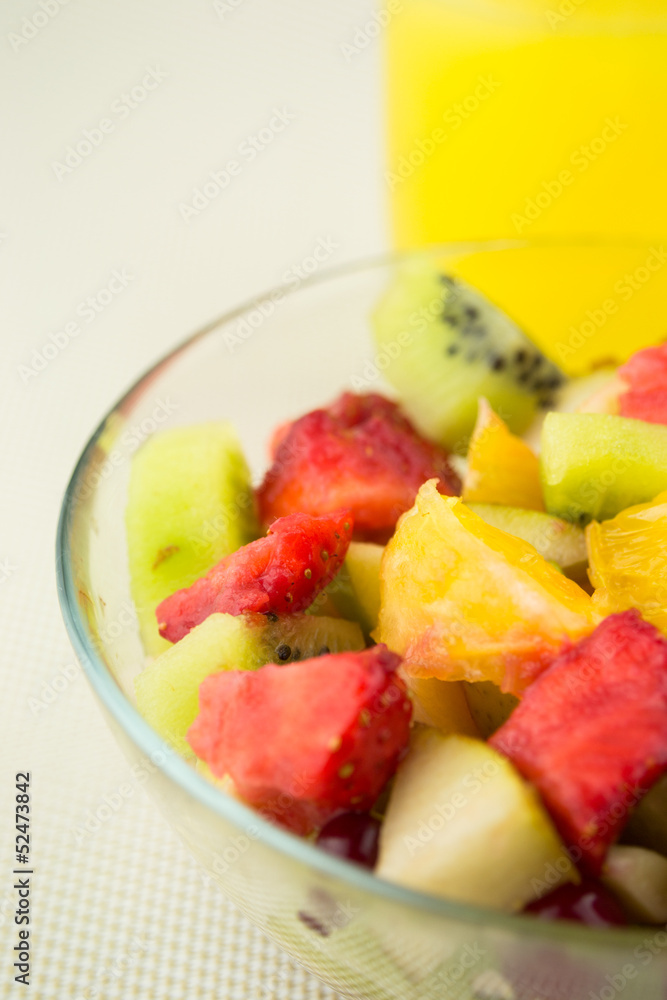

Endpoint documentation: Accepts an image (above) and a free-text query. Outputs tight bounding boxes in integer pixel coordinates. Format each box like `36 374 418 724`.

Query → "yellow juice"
387 0 667 371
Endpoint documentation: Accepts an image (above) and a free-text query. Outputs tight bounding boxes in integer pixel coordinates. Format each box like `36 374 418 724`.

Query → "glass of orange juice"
386 0 667 371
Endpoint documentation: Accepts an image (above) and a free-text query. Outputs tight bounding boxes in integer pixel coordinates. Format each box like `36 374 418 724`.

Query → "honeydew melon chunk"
126 422 259 656
376 728 576 911
466 503 587 579
540 412 667 525
602 846 667 924
135 612 364 757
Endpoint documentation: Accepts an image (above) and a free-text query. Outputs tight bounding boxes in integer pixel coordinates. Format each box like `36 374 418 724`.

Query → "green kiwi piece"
541 412 667 524
126 422 258 656
134 612 365 757
372 258 566 453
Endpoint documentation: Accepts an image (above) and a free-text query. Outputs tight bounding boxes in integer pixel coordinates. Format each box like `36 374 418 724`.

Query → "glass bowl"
57 244 667 1000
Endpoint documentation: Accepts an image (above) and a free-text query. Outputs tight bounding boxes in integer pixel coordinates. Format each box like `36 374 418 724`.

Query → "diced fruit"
371 258 566 453
564 346 667 426
491 610 667 874
602 846 667 924
195 759 239 795
522 366 619 452
404 676 479 737
622 775 667 858
568 369 622 412
587 492 667 633
375 729 576 911
467 504 587 582
126 423 258 655
463 399 544 511
524 880 627 927
304 592 343 619
463 681 518 739
621 391 667 425
315 812 381 869
576 374 624 416
135 612 364 755
618 343 667 425
376 481 599 696
540 412 667 524
327 541 384 636
619 343 667 393
157 510 353 643
256 392 460 543
187 645 412 835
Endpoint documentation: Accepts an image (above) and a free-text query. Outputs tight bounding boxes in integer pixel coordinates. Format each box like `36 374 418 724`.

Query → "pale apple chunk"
376 728 576 911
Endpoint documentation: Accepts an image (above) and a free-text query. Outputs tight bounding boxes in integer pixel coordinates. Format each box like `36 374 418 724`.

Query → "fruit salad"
128 259 667 929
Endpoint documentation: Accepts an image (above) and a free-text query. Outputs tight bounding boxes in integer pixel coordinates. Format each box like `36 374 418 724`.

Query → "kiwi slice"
126 423 259 656
372 258 566 453
135 612 365 757
541 412 667 524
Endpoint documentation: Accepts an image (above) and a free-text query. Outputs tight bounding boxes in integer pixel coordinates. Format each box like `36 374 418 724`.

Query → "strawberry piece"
618 343 667 424
256 392 460 543
619 342 667 394
157 510 352 643
619 388 667 425
187 645 412 834
491 610 667 874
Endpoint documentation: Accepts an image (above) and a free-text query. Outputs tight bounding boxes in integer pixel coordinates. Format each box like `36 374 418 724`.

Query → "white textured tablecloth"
0 2 385 995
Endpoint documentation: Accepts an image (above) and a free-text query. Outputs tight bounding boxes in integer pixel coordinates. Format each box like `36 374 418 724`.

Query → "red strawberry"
491 610 667 874
619 342 667 394
256 392 460 543
618 343 667 424
619 388 667 425
157 510 352 643
187 645 411 835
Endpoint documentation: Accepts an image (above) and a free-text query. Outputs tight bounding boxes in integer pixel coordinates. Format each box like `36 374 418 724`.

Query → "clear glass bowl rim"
56 241 662 951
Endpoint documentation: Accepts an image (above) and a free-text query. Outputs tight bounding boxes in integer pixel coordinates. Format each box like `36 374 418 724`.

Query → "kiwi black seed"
276 643 292 661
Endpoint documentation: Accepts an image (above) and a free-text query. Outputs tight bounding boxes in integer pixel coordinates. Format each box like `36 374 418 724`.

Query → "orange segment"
375 481 600 696
463 399 544 511
587 492 667 632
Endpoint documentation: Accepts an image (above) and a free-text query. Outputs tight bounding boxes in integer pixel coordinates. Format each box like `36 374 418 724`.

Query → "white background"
0 2 385 997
